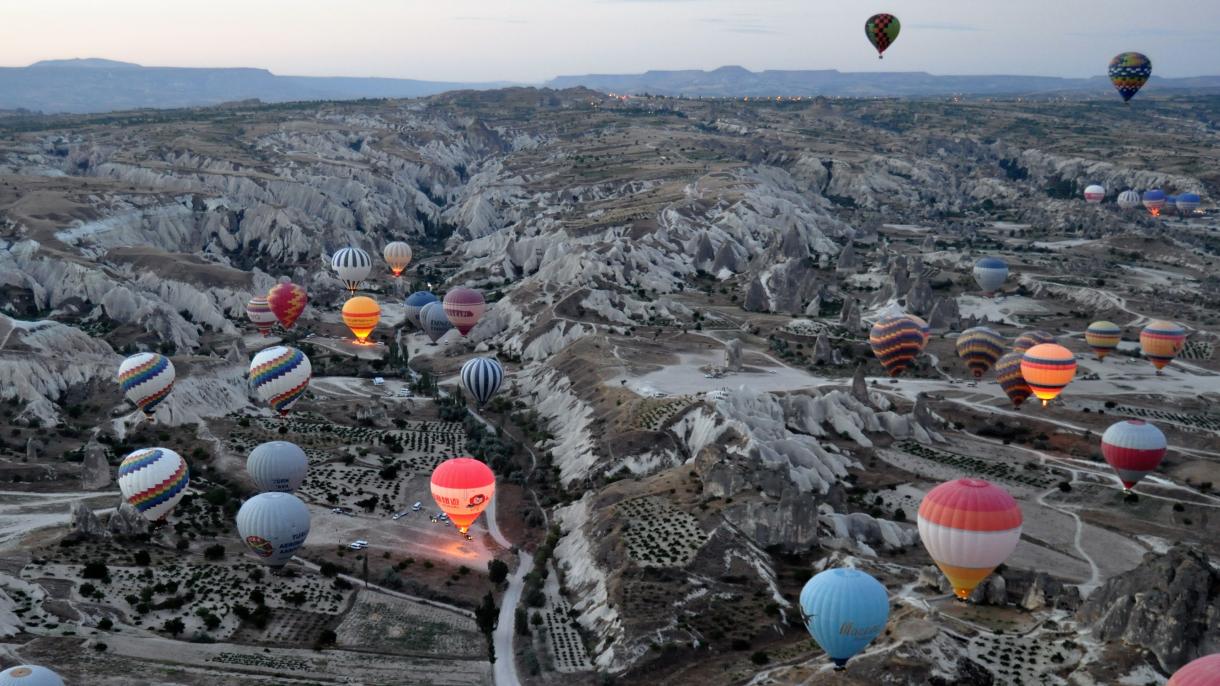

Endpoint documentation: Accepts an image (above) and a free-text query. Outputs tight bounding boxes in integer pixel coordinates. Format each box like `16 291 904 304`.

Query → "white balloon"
0 666 65 686
236 492 311 567
247 441 308 493
248 346 312 415
331 247 372 291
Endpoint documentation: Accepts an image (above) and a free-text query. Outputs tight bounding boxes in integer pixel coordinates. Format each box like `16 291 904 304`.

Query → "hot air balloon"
383 241 413 276
918 478 1022 601
443 287 487 336
116 353 175 419
1013 330 1056 354
1176 192 1201 215
1117 189 1141 209
995 352 1032 408
1020 343 1076 406
1100 420 1166 493
864 14 900 59
461 357 504 407
1109 52 1152 103
117 447 189 521
956 327 1006 378
869 315 927 377
1085 321 1122 360
404 291 439 329
799 568 889 670
246 296 278 336
236 492 311 568
430 457 495 534
1167 653 1220 686
1165 195 1179 215
267 279 307 330
909 314 931 345
0 666 65 686
247 441 309 493
1140 320 1186 373
249 346 312 415
331 247 372 293
1143 189 1167 216
342 296 381 343
1083 184 1105 203
972 257 1008 296
419 301 454 344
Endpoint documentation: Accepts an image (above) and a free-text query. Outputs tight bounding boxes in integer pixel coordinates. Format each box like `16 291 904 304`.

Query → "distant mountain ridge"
0 58 510 114
545 65 1220 98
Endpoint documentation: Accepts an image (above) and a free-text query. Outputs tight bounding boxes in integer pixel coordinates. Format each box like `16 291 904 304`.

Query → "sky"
3 0 1219 83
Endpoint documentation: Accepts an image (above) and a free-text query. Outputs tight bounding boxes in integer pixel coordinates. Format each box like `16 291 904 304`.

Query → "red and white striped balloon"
1100 420 1167 492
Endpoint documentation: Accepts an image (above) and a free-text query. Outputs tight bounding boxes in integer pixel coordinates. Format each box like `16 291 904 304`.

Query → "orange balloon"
430 457 495 534
341 296 380 342
1020 343 1077 406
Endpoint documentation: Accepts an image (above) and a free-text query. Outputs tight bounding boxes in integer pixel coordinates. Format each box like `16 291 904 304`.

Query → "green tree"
475 592 498 635
487 559 509 584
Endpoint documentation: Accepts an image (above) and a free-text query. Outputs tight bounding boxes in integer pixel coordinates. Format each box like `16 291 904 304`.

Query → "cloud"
906 22 982 32
726 25 782 35
453 16 528 24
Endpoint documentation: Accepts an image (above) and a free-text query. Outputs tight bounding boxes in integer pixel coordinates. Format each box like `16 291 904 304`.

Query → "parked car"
349 540 368 550
331 507 354 516
391 511 409 520
411 502 422 511
397 388 412 397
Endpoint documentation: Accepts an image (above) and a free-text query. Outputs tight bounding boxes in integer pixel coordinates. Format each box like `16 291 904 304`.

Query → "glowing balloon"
1083 184 1105 203
956 327 1006 378
236 492 311 568
1101 420 1166 492
267 279 307 330
249 346 312 415
1143 189 1166 216
1140 320 1186 372
1109 52 1152 103
383 241 413 276
1117 189 1141 209
461 357 504 406
117 353 175 419
1013 330 1056 354
246 296 278 336
918 478 1022 600
443 287 487 336
1020 343 1076 406
1167 654 1220 686
341 296 381 343
995 352 1032 409
864 14 900 59
117 447 189 521
331 247 372 293
247 441 309 493
419 301 454 344
972 257 1008 295
404 291 439 329
0 666 65 686
1176 192 1201 215
869 315 927 377
799 568 889 670
430 457 495 534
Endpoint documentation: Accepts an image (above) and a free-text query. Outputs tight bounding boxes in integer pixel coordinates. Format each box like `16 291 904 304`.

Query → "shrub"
203 544 225 560
750 651 769 665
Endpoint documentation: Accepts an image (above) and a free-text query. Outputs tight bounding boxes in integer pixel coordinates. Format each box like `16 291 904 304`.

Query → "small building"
372 377 385 386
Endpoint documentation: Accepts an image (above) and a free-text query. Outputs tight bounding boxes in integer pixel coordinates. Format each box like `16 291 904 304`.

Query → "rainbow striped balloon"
955 326 1006 378
1012 330 1056 354
869 315 927 377
918 479 1022 600
994 351 1031 408
1101 420 1166 492
1140 320 1186 372
116 353 175 418
1167 654 1220 686
1085 321 1122 360
249 346 312 415
1020 343 1077 406
117 447 189 521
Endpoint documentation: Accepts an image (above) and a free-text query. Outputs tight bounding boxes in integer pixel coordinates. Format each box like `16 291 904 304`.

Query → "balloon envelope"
1167 653 1220 686
1012 330 1056 354
443 287 487 336
246 296 278 335
342 296 381 342
331 247 372 292
430 457 495 534
918 479 1022 600
1109 51 1152 102
1020 343 1076 406
419 301 454 343
869 315 927 377
1101 420 1166 491
1144 189 1167 216
956 327 1005 378
0 666 65 686
383 241 413 276
972 257 1008 294
461 357 504 406
1083 184 1105 203
1117 189 1141 209
864 14 900 58
117 447 189 521
1085 321 1122 360
800 568 889 668
117 352 175 418
247 441 309 493
249 346 312 415
236 492 311 567
1176 192 1201 214
404 291 439 328
994 352 1032 408
267 280 307 329
1140 320 1186 371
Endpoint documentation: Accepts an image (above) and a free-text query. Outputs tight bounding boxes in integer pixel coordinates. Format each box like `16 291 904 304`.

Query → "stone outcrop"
724 339 743 372
79 438 112 490
107 502 150 538
70 502 108 539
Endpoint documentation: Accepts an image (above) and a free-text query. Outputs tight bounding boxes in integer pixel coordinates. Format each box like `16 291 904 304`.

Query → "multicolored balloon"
1108 52 1152 103
864 13 900 59
236 492 311 568
341 296 381 343
1083 184 1105 203
1020 343 1077 406
1013 330 1056 354
117 447 189 521
1117 189 1141 209
0 665 65 686
1140 320 1186 372
956 327 1006 378
461 357 504 406
799 568 889 670
1143 189 1166 216
246 296 278 336
331 247 372 293
1085 321 1122 360
1100 420 1166 493
869 315 927 377
249 346 312 415
419 301 454 344
404 291 439 329
430 457 495 534
116 352 175 419
247 441 309 493
972 257 1008 295
995 351 1032 408
1167 653 1220 686
918 478 1022 601
443 287 487 336
267 279 307 330
383 241 413 276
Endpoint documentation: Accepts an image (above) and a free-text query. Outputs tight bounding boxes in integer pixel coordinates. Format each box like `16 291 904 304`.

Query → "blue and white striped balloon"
404 291 439 329
419 301 453 344
461 357 504 406
972 257 1008 295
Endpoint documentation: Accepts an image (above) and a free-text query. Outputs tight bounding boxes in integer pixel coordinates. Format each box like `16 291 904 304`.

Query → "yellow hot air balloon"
342 296 380 343
1140 320 1186 373
1020 343 1077 407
